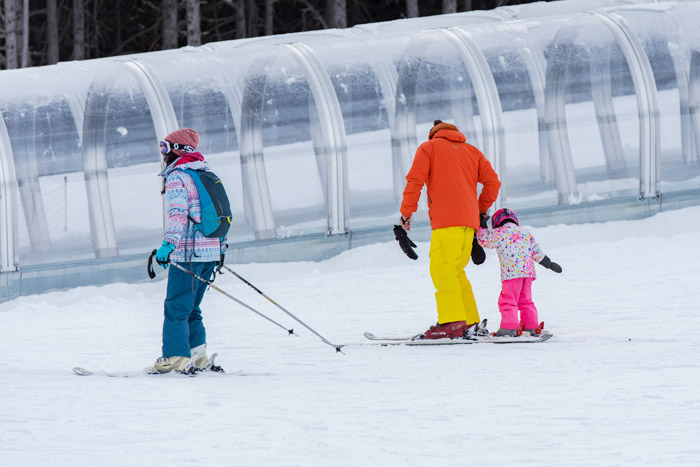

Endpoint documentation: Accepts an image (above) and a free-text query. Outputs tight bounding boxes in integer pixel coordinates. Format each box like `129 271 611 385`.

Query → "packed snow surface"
1 207 699 466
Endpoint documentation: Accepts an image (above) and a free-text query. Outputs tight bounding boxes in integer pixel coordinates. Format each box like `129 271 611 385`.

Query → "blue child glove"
156 241 176 269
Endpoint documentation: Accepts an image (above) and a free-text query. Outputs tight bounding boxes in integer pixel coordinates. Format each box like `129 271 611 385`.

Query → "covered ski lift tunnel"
1 0 699 301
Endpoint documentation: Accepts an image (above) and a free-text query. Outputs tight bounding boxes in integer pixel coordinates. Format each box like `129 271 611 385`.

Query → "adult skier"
399 120 501 339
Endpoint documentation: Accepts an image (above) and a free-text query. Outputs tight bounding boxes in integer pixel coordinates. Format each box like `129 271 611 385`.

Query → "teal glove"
155 241 176 269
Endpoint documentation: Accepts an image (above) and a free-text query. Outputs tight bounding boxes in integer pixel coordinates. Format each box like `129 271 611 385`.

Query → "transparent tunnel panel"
0 66 92 266
139 52 251 242
390 30 483 221
408 31 483 149
465 20 545 209
354 11 502 35
612 3 700 194
253 50 326 237
307 36 399 229
502 0 644 20
572 16 641 201
493 15 641 208
96 67 162 255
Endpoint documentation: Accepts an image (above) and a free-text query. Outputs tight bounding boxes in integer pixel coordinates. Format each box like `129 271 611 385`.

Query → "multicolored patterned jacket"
159 154 227 263
477 223 545 282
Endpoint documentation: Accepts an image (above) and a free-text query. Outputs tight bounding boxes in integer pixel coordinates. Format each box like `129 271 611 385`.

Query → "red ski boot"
524 321 545 336
423 321 469 339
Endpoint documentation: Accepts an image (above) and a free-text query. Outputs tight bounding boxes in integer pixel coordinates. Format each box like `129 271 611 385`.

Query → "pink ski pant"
498 277 538 330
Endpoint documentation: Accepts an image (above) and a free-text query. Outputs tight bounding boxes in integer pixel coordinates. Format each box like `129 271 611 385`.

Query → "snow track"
1 207 699 466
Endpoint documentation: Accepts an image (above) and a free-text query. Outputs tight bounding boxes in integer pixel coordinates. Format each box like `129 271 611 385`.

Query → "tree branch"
294 0 327 30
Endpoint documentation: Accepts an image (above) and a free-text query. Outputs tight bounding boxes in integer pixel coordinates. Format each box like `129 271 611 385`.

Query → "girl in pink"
476 208 562 336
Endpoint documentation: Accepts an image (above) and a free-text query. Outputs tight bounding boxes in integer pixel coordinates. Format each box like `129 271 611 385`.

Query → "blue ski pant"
162 261 216 358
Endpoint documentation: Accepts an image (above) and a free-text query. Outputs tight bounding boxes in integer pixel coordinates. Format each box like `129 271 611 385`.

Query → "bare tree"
264 0 275 36
20 0 30 66
4 0 18 68
443 0 457 14
115 0 122 49
246 0 257 37
294 0 326 30
162 0 178 49
326 0 346 28
234 0 246 38
186 0 201 46
73 0 85 60
0 8 4 68
46 0 59 63
406 0 418 18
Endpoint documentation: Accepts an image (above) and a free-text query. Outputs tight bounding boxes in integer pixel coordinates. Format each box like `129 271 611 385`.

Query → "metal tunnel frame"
82 59 181 258
593 10 661 200
691 51 700 157
283 43 349 236
0 111 17 272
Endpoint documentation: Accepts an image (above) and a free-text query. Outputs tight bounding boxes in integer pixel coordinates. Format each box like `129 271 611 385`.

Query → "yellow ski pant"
429 226 480 325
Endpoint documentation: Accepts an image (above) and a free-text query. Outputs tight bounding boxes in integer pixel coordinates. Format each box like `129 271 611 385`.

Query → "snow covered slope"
1 207 699 466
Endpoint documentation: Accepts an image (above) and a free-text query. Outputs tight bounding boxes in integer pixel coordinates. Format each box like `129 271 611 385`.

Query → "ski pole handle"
147 249 158 279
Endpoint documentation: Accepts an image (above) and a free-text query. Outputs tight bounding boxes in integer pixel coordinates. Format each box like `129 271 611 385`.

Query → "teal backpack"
180 169 232 238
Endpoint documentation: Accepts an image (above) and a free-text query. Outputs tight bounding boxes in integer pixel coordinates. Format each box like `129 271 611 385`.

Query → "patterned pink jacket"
477 223 545 282
159 155 227 263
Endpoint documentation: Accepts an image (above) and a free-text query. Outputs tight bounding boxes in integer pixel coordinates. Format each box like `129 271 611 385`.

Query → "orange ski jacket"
400 124 501 230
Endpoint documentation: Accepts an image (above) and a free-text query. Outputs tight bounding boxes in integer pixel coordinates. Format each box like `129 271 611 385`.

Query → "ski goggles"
160 140 195 155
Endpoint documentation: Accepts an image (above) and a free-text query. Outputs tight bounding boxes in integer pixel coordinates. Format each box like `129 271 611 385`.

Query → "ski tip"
72 367 93 376
539 332 553 342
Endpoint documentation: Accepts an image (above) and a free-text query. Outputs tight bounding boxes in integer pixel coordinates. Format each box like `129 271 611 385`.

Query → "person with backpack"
152 128 229 373
399 120 501 339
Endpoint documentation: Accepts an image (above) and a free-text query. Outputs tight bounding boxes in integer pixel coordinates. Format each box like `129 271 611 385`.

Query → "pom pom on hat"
164 128 200 155
433 120 443 127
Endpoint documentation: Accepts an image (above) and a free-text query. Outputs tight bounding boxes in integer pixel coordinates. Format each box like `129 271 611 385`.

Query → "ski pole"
148 250 297 337
221 265 345 353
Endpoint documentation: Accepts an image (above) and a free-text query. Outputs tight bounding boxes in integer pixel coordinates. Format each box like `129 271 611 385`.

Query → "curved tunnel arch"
543 24 582 205
690 50 700 160
82 59 180 258
0 111 18 272
238 54 284 240
283 42 349 236
443 27 506 208
593 10 660 200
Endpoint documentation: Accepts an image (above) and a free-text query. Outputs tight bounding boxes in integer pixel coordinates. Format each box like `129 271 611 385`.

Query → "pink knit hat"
164 128 200 155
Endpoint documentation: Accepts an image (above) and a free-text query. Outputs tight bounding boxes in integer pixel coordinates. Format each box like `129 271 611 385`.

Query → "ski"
364 319 553 345
71 367 165 378
363 332 426 342
361 333 552 346
476 332 553 344
73 353 224 377
361 336 479 346
364 319 490 342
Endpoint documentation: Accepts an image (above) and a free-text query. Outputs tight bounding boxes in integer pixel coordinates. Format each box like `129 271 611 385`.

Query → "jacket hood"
431 128 467 143
429 122 466 142
159 152 208 177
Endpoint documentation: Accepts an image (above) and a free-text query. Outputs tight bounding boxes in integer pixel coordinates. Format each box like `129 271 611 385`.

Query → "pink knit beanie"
164 128 200 155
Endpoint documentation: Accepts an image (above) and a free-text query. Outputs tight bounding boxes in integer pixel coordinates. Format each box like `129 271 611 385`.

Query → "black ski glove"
471 235 485 265
479 213 490 229
539 255 562 273
393 225 418 260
